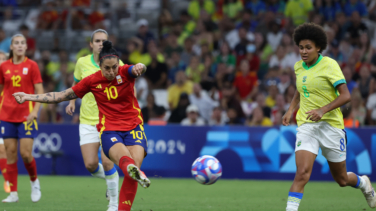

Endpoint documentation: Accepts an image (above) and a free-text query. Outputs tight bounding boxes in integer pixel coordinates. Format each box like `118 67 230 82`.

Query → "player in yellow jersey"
65 29 123 211
282 23 376 211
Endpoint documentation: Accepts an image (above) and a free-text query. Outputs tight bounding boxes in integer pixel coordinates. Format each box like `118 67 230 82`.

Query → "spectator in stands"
221 81 245 121
169 93 190 123
177 11 196 46
255 92 271 118
233 59 258 100
142 94 165 124
245 0 266 18
167 51 187 85
145 44 168 89
193 21 214 55
284 0 313 26
271 93 287 123
226 107 244 125
269 45 287 69
350 89 366 126
359 33 373 63
344 0 368 17
278 69 291 94
188 0 215 20
236 9 257 32
265 84 278 108
2 7 22 33
266 0 286 15
343 106 360 128
234 27 249 57
158 9 173 39
181 104 206 126
189 83 219 121
247 106 273 126
46 50 75 77
209 106 227 126
266 21 283 52
327 40 343 65
19 25 36 58
0 29 11 53
346 11 368 46
367 79 376 125
186 55 205 83
37 0 59 30
237 43 260 72
168 71 194 109
358 64 372 99
315 0 343 21
164 33 183 57
108 34 128 63
88 3 105 30
222 0 244 20
342 66 358 94
180 37 195 66
136 19 155 53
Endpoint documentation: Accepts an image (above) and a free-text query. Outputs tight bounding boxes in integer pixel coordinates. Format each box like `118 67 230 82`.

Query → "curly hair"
293 23 327 53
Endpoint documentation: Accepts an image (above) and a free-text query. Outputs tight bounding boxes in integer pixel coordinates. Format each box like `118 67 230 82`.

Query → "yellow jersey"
295 55 346 129
73 54 124 125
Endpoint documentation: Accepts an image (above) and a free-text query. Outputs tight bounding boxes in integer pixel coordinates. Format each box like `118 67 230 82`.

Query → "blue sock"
105 166 118 179
286 192 303 211
352 174 364 189
91 165 100 174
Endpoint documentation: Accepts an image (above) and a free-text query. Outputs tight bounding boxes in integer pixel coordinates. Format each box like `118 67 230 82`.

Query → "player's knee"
295 168 311 182
85 162 98 172
102 160 113 171
20 150 32 162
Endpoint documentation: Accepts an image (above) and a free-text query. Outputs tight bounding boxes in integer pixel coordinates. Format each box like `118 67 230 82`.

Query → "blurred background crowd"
1 0 376 127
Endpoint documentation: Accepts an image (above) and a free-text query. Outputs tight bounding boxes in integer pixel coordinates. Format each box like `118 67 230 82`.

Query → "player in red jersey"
0 34 44 203
0 51 10 193
13 41 149 211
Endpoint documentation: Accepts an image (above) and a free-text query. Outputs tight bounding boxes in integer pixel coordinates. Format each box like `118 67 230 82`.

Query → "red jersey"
0 58 43 122
72 64 143 132
233 71 258 99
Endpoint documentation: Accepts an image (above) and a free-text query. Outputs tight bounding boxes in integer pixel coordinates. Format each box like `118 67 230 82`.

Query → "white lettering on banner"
147 140 185 155
32 133 62 158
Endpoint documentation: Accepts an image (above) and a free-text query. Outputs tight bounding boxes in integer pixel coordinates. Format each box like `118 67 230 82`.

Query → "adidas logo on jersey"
5 70 10 74
96 84 102 89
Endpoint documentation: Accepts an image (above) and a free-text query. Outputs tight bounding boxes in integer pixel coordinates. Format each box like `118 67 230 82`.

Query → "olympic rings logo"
32 133 62 158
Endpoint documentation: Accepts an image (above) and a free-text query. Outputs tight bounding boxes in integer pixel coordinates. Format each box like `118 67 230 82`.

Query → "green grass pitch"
0 176 371 211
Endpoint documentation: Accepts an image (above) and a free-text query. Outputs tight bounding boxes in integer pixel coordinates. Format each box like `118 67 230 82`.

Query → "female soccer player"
282 23 376 211
0 51 10 193
13 41 150 211
0 34 44 203
65 29 121 211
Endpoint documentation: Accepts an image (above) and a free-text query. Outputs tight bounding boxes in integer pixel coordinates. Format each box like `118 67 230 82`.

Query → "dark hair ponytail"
99 40 119 65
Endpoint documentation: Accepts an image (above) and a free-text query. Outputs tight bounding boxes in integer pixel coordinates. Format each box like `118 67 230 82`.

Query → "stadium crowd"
1 0 376 127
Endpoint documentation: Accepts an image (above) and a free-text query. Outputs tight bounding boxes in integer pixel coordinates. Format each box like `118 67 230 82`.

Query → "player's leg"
2 138 18 202
19 138 41 202
101 148 119 211
0 142 10 193
79 124 104 178
286 124 319 211
320 122 376 208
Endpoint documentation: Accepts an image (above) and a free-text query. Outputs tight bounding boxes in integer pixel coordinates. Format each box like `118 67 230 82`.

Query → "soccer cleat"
361 175 376 208
3 181 10 193
31 179 41 202
107 203 118 211
127 164 150 188
2 192 18 203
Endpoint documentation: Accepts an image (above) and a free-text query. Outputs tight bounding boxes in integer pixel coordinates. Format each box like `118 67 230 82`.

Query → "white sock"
286 192 302 211
10 191 18 196
105 170 119 206
91 163 105 179
359 176 367 190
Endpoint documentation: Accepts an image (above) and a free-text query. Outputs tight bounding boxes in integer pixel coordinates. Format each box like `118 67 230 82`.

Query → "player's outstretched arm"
13 88 78 104
132 63 147 77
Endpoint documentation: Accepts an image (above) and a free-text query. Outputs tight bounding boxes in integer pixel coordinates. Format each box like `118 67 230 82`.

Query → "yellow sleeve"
326 60 346 88
73 58 83 82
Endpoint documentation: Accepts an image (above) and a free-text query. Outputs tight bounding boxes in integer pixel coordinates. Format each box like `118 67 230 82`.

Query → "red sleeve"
31 61 43 84
72 75 92 98
0 64 3 84
120 64 136 81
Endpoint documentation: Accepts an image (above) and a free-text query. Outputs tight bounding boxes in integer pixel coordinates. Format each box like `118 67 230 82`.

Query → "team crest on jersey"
116 75 123 84
303 76 307 82
1 126 4 134
297 141 301 147
111 137 118 142
5 70 10 74
23 68 28 75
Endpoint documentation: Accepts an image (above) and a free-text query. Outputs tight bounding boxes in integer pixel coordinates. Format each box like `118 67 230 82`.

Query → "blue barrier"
13 124 376 181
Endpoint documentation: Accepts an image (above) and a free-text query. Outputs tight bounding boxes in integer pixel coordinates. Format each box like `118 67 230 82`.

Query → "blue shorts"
0 120 38 139
101 125 147 159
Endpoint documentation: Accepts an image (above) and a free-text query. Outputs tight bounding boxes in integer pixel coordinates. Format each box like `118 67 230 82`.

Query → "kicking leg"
328 160 376 208
286 150 316 211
